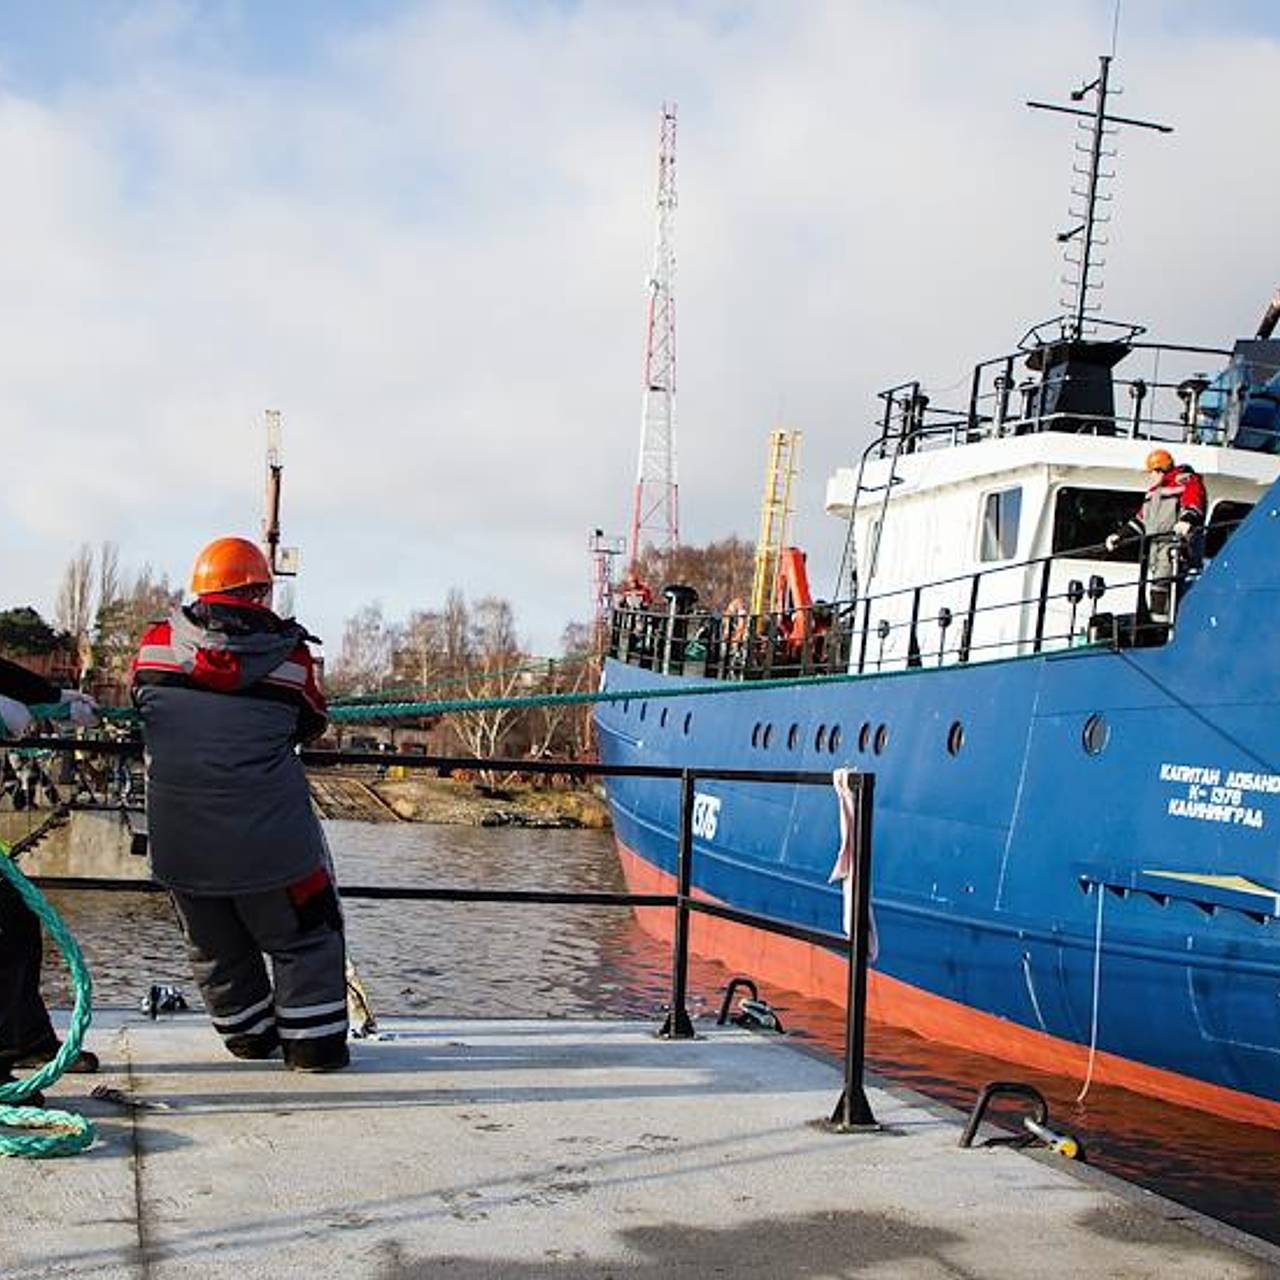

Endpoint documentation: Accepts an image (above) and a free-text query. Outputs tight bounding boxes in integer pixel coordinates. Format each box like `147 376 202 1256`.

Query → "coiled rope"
0 842 95 1157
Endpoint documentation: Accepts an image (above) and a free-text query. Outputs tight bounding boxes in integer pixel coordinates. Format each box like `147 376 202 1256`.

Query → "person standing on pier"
131 537 350 1071
0 656 99 1088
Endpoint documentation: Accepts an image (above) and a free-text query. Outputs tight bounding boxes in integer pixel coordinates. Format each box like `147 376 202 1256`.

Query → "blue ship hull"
596 485 1280 1127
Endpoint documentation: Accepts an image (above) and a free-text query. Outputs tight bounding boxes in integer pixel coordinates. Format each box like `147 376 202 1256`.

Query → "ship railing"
868 341 1241 457
13 743 881 1133
606 521 1243 680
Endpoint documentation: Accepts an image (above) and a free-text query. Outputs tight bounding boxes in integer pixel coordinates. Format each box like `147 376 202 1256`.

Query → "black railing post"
907 589 922 668
660 768 697 1039
831 772 877 1130
857 597 872 674
1032 559 1052 654
958 572 980 664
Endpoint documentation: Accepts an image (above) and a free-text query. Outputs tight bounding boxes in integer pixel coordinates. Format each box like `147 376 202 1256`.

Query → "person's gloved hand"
1104 532 1121 553
59 689 98 727
0 694 34 739
1173 519 1193 539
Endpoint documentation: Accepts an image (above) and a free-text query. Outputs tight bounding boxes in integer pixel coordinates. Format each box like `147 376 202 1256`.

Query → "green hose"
0 842 95 1157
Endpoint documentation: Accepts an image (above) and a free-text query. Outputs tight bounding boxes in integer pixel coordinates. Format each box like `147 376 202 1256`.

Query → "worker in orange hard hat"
189 535 274 597
131 536 350 1071
1105 448 1207 623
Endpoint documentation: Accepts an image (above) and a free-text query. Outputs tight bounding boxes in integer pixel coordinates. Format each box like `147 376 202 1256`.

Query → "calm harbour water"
36 819 1280 1247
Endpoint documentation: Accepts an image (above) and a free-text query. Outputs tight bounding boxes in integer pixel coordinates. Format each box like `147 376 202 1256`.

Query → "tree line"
328 594 595 762
0 542 181 702
2 536 756 754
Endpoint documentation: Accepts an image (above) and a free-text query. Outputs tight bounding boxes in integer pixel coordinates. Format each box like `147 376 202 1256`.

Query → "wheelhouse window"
979 486 1022 561
1206 500 1254 558
1052 486 1141 562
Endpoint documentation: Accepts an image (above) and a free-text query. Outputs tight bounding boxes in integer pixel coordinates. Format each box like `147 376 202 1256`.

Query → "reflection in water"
36 820 1280 1245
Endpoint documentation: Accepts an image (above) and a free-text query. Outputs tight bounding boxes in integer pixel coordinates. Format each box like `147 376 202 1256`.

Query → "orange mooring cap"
190 537 272 596
1145 447 1174 473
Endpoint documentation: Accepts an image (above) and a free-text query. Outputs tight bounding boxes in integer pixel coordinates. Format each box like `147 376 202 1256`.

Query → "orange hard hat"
1145 447 1174 473
190 537 272 596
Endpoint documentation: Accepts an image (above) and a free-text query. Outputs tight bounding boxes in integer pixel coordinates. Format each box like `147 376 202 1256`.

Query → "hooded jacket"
131 596 328 895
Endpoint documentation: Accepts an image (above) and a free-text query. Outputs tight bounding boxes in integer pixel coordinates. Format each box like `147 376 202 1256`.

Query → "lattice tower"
628 103 680 571
588 528 626 657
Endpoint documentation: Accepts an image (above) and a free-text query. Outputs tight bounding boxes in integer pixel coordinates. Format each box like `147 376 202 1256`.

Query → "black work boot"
225 1027 282 1061
12 1041 99 1074
283 1036 350 1073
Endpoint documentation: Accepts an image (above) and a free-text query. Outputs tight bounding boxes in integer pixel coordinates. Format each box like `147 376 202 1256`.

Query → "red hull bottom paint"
617 840 1280 1132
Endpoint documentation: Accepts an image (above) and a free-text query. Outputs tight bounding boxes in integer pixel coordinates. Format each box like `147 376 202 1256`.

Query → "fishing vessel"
594 58 1280 1128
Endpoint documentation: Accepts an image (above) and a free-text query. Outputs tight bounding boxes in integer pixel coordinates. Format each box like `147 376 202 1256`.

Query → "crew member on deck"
0 657 99 1089
131 537 349 1071
1105 447 1206 623
619 573 653 611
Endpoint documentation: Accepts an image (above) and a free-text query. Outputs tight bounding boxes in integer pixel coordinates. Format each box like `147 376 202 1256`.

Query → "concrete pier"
1 1013 1275 1278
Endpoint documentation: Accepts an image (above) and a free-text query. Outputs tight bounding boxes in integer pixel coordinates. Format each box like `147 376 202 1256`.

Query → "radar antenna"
1027 56 1171 339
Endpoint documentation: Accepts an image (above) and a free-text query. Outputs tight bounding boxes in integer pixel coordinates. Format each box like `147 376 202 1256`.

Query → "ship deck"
2 1011 1274 1278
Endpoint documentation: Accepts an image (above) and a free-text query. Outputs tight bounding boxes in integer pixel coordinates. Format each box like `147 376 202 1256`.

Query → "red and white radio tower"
627 103 680 573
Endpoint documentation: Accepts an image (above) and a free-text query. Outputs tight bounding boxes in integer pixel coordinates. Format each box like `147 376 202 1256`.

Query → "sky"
1 0 1278 658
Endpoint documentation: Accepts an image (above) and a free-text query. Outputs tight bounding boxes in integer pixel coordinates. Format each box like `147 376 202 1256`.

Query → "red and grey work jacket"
1125 465 1207 540
131 598 329 896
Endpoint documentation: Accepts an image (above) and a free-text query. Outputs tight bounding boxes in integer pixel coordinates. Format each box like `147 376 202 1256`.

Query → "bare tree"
98 541 120 613
391 609 445 690
442 588 469 675
55 543 95 641
634 535 755 611
333 603 395 695
447 595 528 775
526 653 592 763
91 564 181 698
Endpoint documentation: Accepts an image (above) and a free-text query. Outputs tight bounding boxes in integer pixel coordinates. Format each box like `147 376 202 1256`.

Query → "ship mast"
1028 56 1171 339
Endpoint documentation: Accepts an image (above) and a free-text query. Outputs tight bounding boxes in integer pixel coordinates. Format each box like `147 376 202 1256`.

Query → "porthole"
828 725 842 754
683 712 693 736
947 721 964 756
1082 713 1109 755
858 722 871 752
622 699 630 715
873 723 888 755
659 707 669 728
762 724 774 750
815 724 828 752
639 702 647 722
787 723 799 750
751 722 762 748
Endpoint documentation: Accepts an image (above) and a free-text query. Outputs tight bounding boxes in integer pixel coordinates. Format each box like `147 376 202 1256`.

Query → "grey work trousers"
169 884 348 1069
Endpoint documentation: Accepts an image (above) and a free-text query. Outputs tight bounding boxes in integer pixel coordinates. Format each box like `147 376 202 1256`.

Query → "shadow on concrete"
368 1211 971 1278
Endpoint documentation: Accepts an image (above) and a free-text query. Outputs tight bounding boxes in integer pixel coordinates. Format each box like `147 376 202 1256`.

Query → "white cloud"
0 1 1276 653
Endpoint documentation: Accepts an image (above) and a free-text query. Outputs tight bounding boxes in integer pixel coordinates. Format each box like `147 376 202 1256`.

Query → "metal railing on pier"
17 742 880 1132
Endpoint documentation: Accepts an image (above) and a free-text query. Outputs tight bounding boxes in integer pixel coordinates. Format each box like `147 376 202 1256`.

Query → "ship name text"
1158 761 1279 829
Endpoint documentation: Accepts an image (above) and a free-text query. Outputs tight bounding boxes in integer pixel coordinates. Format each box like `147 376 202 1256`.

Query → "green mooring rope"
0 842 95 1157
26 670 855 728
